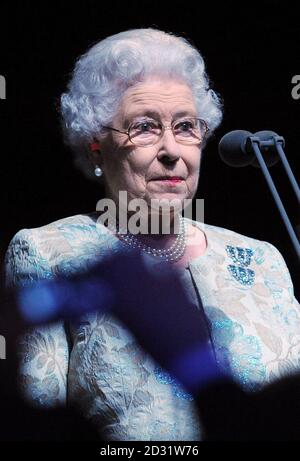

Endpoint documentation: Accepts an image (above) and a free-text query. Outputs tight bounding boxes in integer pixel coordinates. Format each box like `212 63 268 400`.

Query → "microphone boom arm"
274 140 300 204
247 135 300 260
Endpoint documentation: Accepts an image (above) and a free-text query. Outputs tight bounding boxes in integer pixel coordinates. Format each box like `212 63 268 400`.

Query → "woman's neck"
102 208 183 249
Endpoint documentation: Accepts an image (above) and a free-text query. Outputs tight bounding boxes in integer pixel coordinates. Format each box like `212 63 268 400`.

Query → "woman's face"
97 78 203 209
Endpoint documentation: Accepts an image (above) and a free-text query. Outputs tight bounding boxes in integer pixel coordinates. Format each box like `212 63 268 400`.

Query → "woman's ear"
90 141 100 152
88 140 102 167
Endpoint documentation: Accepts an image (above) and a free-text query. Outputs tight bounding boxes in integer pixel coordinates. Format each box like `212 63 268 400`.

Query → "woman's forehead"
124 79 194 101
118 80 196 120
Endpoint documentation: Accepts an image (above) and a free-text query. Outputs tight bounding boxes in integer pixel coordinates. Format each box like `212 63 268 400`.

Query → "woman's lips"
152 177 183 184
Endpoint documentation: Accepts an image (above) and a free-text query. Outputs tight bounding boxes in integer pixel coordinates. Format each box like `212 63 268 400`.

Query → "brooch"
226 245 255 286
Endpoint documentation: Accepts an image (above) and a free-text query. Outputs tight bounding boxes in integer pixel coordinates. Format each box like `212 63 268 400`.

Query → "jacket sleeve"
4 228 69 408
263 240 300 308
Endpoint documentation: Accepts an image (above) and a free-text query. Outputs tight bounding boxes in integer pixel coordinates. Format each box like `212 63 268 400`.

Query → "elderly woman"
5 28 300 441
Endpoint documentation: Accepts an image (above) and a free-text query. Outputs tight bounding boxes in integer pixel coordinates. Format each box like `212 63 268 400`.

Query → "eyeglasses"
102 117 209 147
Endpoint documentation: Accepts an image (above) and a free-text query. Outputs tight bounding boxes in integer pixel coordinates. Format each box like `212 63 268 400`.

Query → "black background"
0 0 299 297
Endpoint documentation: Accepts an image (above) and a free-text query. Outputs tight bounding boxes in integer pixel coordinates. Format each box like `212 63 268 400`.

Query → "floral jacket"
4 212 300 441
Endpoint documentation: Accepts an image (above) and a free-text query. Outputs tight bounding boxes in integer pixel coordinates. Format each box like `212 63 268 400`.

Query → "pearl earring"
94 165 102 177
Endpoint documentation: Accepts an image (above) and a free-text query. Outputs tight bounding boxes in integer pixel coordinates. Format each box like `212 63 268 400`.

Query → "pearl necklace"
106 213 187 262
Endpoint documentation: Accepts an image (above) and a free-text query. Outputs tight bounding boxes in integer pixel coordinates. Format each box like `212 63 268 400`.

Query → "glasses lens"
173 118 206 144
128 118 208 146
129 119 161 146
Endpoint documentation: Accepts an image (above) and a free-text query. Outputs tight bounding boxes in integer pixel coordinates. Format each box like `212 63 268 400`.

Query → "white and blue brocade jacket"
4 212 300 441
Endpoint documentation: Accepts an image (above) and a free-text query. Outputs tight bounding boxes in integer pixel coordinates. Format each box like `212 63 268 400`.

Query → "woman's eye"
140 122 151 132
136 121 156 132
176 121 194 131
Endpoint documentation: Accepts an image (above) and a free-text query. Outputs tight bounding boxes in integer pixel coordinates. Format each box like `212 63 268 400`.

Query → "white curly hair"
60 28 223 179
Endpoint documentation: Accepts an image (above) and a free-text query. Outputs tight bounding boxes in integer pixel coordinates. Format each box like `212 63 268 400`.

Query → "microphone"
218 130 280 168
218 129 300 260
250 131 282 168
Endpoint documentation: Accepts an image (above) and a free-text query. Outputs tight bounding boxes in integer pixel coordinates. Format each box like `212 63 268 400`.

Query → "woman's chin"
145 193 187 209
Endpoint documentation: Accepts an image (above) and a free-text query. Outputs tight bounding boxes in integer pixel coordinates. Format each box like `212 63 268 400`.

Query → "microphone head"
218 130 255 167
250 130 281 168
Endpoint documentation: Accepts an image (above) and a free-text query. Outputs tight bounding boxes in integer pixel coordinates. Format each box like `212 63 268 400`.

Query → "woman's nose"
157 127 181 162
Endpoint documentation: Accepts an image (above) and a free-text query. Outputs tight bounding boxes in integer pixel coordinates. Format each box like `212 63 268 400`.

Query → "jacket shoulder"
203 222 262 244
5 212 105 286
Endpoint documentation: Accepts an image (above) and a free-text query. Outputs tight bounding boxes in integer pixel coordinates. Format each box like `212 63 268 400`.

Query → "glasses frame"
102 117 209 147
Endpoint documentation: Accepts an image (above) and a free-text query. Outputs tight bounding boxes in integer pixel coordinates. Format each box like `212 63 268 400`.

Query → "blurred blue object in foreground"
17 248 225 396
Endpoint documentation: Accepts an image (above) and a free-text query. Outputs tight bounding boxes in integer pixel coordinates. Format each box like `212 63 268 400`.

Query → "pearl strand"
106 214 187 262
